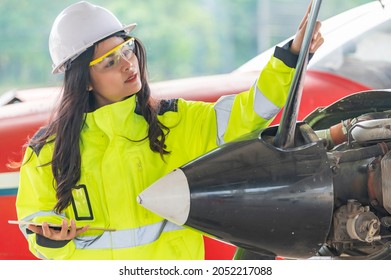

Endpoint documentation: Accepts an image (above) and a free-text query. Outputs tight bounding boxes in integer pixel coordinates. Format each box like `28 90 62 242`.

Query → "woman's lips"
125 73 137 83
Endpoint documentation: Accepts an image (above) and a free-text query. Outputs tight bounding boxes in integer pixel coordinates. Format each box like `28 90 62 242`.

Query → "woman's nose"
121 58 134 72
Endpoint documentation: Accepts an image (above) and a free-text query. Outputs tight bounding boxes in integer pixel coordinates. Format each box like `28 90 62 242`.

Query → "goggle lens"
90 38 135 72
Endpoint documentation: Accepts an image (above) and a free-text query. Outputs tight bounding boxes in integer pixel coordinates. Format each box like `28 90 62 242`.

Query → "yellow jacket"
16 46 296 259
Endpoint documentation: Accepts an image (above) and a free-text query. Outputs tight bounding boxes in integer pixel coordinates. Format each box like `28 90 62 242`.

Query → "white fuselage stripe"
0 171 19 189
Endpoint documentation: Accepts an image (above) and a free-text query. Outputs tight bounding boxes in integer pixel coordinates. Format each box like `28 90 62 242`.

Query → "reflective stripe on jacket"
16 45 297 259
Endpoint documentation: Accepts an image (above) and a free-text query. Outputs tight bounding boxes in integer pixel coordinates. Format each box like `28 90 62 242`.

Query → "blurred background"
0 0 369 92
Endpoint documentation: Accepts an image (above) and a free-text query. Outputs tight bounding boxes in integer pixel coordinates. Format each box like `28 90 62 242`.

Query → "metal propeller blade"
273 0 322 149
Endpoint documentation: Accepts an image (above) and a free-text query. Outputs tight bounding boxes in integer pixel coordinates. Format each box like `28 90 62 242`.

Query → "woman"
16 1 323 259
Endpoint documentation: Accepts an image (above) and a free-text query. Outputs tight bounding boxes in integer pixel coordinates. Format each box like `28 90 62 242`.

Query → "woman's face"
89 36 142 108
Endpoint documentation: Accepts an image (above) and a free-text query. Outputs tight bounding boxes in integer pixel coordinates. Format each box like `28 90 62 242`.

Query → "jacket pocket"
71 184 94 220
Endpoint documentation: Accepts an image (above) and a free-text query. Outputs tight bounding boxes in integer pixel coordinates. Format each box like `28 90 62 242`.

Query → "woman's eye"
103 57 117 68
122 49 132 58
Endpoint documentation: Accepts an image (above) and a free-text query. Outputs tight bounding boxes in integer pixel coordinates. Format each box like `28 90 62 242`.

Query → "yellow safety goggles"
89 37 135 72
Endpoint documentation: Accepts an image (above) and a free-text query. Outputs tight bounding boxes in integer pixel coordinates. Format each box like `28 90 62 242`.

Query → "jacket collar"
84 94 147 139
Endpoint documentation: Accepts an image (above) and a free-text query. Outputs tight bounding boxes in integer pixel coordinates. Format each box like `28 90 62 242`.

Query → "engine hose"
331 142 391 164
351 119 391 142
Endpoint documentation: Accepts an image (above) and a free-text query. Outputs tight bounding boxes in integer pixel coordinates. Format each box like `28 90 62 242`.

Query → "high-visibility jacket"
16 44 297 260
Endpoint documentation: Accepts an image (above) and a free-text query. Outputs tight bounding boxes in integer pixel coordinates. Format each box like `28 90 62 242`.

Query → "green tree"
0 0 373 93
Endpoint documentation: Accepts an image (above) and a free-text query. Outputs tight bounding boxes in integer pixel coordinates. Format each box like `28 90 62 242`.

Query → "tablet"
8 220 116 231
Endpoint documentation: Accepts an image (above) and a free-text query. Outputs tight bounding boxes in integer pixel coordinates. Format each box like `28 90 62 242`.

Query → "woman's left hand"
27 219 89 241
290 1 324 54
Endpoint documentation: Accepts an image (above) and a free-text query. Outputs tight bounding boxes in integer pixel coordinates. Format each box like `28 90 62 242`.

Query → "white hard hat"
49 1 137 74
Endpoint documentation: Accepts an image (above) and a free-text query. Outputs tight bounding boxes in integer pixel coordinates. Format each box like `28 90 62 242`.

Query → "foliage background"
0 0 370 92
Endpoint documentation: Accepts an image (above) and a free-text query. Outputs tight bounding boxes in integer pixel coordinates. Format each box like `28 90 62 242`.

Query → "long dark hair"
30 36 169 213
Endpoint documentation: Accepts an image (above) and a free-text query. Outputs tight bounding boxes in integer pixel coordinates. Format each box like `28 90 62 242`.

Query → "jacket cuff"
35 233 71 248
274 39 314 68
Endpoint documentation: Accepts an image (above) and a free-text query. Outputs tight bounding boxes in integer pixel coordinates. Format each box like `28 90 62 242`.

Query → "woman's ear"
88 85 93 91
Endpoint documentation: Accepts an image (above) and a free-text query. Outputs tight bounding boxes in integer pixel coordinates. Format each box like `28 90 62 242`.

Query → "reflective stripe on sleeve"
214 95 236 145
253 80 281 120
214 82 281 145
19 211 67 240
21 212 183 250
74 220 183 249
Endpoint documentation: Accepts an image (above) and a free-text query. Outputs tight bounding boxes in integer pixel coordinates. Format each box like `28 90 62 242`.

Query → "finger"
76 225 90 235
41 222 53 238
307 21 321 41
67 219 77 240
291 19 308 54
312 21 322 35
298 14 309 30
298 17 308 34
312 37 324 52
59 219 70 239
298 1 313 29
309 22 323 53
311 31 321 44
27 225 44 235
310 34 324 53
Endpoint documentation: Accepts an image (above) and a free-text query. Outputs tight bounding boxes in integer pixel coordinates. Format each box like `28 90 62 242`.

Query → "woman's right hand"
27 219 89 241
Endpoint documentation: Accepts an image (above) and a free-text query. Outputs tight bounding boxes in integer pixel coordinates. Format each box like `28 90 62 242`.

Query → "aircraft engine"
138 90 391 260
